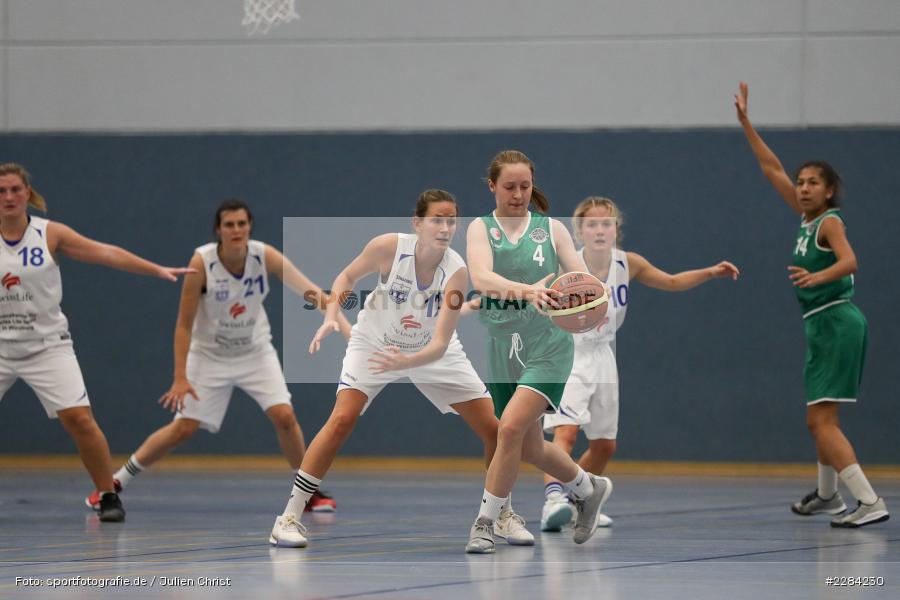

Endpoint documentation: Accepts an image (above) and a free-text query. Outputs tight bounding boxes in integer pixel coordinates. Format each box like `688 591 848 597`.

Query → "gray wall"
1 1 900 131
0 2 898 462
0 129 898 463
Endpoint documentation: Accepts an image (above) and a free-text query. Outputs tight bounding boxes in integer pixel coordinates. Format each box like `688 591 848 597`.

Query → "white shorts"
176 344 291 433
543 342 619 440
337 333 489 415
0 341 90 418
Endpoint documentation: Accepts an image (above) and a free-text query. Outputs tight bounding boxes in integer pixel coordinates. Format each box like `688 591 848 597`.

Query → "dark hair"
795 161 843 207
213 199 253 237
414 189 457 217
486 150 550 213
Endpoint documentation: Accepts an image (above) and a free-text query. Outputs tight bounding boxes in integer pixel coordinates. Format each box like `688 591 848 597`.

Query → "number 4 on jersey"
795 235 809 257
532 244 545 267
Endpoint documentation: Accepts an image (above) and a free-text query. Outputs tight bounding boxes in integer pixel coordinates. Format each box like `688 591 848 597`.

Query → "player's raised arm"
734 82 802 214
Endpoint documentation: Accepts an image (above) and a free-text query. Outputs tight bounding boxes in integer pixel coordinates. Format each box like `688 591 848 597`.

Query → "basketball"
546 271 609 333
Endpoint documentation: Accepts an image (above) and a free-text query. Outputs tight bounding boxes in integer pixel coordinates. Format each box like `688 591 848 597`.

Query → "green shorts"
485 321 574 418
803 301 867 404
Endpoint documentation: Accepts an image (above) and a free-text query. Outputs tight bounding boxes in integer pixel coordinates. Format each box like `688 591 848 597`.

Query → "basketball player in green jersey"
463 150 613 553
736 83 888 528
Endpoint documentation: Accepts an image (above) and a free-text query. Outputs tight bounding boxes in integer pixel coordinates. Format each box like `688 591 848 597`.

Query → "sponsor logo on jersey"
229 302 247 319
389 280 411 304
399 314 422 330
529 227 549 243
490 227 501 241
214 279 230 302
2 273 21 290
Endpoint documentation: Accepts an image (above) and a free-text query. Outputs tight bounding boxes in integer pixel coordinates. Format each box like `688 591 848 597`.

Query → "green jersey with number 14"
792 208 853 318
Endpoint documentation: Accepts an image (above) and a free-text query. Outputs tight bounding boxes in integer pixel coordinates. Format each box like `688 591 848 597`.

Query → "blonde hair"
572 196 623 246
486 150 550 213
0 163 47 212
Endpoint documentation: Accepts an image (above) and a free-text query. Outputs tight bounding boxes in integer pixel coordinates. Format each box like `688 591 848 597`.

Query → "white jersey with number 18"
0 216 70 359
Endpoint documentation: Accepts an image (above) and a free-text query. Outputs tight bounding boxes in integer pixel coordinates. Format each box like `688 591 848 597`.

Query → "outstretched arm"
734 82 802 215
629 251 739 291
48 222 195 281
265 244 352 340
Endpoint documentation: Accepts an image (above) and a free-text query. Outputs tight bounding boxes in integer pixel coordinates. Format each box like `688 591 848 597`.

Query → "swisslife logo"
229 302 247 319
2 272 21 290
399 314 422 330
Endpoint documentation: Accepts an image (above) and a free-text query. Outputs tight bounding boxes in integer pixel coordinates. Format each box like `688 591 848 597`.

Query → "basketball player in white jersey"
0 163 194 522
540 197 740 532
269 189 533 548
86 199 351 513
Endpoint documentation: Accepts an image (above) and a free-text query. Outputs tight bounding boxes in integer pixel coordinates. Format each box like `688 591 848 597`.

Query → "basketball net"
243 0 300 35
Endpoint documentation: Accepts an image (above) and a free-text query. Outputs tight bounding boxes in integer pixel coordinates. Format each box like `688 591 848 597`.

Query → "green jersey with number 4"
792 208 854 317
479 211 558 331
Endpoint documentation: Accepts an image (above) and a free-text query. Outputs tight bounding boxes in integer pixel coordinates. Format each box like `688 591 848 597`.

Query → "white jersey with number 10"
575 247 629 348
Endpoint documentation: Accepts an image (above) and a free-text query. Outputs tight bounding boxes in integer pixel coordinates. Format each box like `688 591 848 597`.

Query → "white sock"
114 454 145 489
283 469 321 517
839 464 878 505
500 493 515 517
817 463 838 498
478 490 507 522
565 466 594 500
544 482 565 501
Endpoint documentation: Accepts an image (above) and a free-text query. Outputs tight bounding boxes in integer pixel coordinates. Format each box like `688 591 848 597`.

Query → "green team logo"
529 227 549 243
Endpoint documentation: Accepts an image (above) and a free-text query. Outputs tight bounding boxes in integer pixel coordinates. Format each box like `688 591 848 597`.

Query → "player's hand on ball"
309 319 340 354
526 273 561 311
368 346 409 373
787 266 820 288
159 378 198 412
710 261 740 280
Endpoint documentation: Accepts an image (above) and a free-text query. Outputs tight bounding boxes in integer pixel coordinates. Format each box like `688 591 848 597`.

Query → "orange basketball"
546 271 609 333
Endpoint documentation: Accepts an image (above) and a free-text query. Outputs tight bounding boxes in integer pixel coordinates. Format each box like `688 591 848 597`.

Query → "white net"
243 0 300 35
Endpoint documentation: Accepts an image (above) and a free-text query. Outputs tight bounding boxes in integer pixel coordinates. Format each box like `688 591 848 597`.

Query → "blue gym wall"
0 129 898 463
